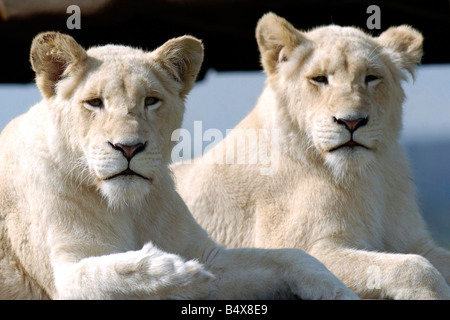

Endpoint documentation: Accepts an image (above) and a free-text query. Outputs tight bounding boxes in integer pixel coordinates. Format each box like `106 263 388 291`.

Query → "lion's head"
30 32 203 206
256 13 423 180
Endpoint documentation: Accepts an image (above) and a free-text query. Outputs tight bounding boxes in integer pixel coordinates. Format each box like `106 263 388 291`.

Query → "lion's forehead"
86 45 157 82
80 62 164 106
87 44 148 61
308 26 378 57
87 72 154 99
309 26 373 44
301 32 383 76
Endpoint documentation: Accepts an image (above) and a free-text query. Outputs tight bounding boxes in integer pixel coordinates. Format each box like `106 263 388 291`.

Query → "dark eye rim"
84 98 103 108
145 96 161 106
310 75 329 85
365 74 380 84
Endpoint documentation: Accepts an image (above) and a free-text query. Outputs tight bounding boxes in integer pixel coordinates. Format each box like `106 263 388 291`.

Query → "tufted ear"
256 12 311 74
30 31 87 99
376 25 423 77
151 35 204 97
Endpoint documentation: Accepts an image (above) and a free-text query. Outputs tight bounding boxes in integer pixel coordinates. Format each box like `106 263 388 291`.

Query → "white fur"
0 31 357 300
173 13 450 299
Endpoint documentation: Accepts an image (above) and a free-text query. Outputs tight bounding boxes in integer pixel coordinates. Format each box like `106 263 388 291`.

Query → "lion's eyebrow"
365 60 384 74
144 78 165 95
82 90 103 100
365 49 385 69
144 89 163 99
307 63 329 75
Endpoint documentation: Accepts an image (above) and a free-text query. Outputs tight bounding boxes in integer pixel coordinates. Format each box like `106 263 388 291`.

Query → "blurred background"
0 0 449 247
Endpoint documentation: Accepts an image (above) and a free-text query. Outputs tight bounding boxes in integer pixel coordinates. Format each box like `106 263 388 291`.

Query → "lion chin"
324 146 377 183
99 175 152 208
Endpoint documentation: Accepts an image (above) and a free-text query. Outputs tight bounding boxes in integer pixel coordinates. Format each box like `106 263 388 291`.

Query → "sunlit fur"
173 13 450 299
0 31 358 300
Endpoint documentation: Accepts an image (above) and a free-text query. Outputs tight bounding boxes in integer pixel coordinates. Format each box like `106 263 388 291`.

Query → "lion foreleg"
310 244 450 299
51 243 213 299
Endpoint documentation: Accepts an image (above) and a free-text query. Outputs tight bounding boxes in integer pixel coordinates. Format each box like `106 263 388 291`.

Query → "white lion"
173 13 450 299
0 31 358 299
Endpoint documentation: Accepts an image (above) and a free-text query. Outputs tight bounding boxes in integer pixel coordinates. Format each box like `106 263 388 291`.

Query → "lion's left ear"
376 25 423 77
151 35 204 97
30 31 87 99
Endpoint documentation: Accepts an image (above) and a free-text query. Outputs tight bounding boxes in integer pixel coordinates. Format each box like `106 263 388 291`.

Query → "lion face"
288 27 404 170
30 33 203 206
74 48 172 205
256 14 423 178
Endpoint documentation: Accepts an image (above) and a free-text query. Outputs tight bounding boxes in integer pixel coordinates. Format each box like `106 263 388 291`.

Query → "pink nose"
334 117 368 132
111 142 145 160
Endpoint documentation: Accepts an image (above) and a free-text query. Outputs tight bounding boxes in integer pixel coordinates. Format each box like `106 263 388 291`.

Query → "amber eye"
145 97 160 106
85 98 103 108
310 75 329 85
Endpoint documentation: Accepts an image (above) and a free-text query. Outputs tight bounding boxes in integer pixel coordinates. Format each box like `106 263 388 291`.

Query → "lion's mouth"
105 168 151 181
329 140 369 152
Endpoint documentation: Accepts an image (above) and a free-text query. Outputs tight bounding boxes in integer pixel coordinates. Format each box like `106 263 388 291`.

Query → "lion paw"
300 272 360 300
140 245 213 299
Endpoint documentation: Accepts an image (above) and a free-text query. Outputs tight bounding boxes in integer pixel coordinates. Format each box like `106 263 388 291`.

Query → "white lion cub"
173 13 450 299
0 31 357 299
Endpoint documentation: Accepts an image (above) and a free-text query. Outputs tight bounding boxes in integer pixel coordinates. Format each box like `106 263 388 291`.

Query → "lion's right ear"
30 32 87 99
151 35 204 98
256 12 311 75
376 26 423 78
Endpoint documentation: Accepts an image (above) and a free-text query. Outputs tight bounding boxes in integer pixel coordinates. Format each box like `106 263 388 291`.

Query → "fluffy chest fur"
253 156 387 250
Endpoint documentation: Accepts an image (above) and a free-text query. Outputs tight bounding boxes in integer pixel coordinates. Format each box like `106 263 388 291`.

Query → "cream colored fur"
0 31 358 299
173 13 450 299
